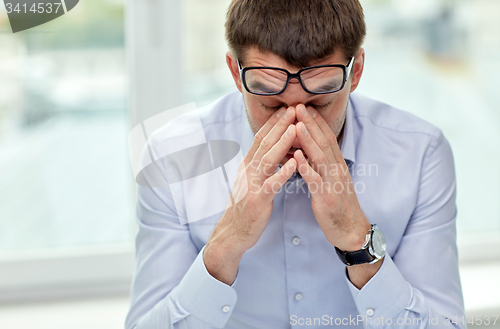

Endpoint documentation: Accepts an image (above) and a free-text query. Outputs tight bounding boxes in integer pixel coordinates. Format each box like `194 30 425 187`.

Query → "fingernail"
285 125 294 137
276 108 284 119
309 108 317 118
301 124 308 135
285 107 293 119
298 150 305 160
299 104 308 116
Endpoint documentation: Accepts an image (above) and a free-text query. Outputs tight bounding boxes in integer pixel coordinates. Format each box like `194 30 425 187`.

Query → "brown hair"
225 0 366 67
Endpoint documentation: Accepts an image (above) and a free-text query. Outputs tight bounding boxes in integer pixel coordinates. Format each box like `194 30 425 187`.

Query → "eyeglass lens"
244 66 345 95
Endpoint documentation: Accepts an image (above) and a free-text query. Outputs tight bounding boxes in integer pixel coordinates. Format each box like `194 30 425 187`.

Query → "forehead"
242 46 347 72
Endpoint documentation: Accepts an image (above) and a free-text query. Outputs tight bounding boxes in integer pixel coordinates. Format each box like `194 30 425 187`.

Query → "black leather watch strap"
335 246 374 266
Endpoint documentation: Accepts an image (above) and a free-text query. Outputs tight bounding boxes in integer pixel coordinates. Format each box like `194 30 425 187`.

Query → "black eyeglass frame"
237 57 355 96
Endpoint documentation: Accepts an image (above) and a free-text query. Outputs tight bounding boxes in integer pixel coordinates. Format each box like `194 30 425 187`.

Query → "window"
357 0 500 239
0 0 134 299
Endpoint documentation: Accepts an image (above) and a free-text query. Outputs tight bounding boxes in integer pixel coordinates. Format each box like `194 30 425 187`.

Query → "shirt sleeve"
125 179 237 329
345 130 466 329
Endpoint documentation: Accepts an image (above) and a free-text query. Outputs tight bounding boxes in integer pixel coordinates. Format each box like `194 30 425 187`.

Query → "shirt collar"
240 98 254 159
340 99 356 165
240 96 356 165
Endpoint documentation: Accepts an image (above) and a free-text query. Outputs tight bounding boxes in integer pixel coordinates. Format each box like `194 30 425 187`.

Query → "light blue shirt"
125 91 465 329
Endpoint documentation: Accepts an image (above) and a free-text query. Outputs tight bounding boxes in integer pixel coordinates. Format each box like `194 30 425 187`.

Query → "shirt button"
366 308 375 316
292 236 301 246
222 305 231 313
294 293 303 301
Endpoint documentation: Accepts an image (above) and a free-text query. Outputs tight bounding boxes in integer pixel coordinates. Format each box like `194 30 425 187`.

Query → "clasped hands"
204 104 372 285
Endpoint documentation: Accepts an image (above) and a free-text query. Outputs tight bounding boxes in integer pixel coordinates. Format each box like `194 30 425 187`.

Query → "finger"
244 107 287 164
295 121 329 177
260 157 297 201
258 124 296 177
296 104 337 165
306 105 347 167
294 149 322 194
252 106 296 162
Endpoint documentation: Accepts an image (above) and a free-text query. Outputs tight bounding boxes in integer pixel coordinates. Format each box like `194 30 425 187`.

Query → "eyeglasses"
237 57 354 96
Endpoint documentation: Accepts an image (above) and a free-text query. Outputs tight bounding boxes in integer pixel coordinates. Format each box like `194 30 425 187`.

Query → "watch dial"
371 228 386 258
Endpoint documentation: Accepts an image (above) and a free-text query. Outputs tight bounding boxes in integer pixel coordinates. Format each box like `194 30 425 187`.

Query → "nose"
278 81 309 151
279 79 310 108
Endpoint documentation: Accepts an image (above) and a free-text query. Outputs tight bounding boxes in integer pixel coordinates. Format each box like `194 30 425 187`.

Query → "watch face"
370 227 386 259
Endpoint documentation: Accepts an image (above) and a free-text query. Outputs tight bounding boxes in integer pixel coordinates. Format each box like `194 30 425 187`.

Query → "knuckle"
243 155 251 166
248 159 260 170
275 118 289 131
313 173 322 184
245 197 257 208
319 138 330 149
329 133 337 144
260 154 273 167
308 173 321 186
254 131 264 144
262 180 272 192
260 136 271 149
323 194 336 207
313 154 327 164
276 138 287 150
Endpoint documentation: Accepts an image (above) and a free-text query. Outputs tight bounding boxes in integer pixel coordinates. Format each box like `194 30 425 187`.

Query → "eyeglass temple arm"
345 57 355 81
236 60 246 89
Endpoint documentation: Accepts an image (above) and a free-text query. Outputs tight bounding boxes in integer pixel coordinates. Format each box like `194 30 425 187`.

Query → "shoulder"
197 90 245 127
350 92 443 148
148 90 244 148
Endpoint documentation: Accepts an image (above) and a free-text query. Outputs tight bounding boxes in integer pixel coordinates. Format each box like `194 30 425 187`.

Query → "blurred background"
0 0 499 328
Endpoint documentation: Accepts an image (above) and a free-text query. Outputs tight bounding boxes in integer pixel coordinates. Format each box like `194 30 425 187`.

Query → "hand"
293 104 371 252
203 106 298 285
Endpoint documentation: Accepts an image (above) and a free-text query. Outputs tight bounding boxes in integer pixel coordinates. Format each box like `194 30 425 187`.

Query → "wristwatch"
335 224 386 266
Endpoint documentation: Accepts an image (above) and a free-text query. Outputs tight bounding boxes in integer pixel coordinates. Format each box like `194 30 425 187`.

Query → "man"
126 0 465 328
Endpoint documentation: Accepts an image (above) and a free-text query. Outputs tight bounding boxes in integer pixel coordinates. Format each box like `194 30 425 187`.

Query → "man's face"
228 46 364 166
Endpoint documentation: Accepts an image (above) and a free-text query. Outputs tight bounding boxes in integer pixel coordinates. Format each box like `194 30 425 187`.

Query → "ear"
226 51 243 93
349 47 365 93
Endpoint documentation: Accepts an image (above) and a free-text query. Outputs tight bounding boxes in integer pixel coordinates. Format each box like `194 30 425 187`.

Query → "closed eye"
307 100 332 111
260 100 332 112
261 103 283 111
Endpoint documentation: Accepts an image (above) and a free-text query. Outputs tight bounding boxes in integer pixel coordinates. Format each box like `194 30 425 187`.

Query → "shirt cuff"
345 255 412 320
173 245 238 328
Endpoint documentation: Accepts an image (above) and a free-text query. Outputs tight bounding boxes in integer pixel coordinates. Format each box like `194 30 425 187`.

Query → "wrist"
204 230 245 265
335 221 372 252
347 257 384 289
203 228 245 285
335 223 386 268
